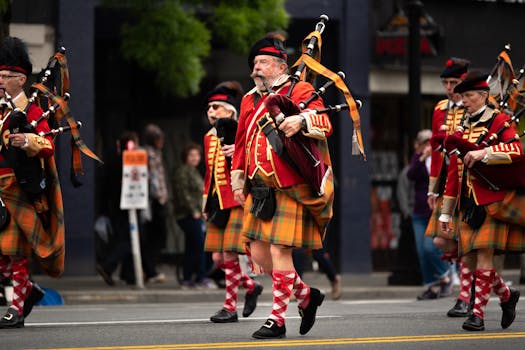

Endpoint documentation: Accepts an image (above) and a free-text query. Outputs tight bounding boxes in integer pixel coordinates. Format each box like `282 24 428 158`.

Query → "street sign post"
120 149 148 289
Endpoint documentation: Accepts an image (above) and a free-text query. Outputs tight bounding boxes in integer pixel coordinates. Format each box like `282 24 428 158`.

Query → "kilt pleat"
242 190 322 248
486 190 525 227
0 157 65 277
205 206 246 253
458 207 525 256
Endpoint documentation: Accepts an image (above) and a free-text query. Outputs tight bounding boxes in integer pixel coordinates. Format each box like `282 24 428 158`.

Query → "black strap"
257 115 284 156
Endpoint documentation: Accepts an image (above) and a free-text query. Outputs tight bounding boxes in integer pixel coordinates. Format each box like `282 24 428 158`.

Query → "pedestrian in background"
407 129 452 300
173 143 212 288
141 124 169 284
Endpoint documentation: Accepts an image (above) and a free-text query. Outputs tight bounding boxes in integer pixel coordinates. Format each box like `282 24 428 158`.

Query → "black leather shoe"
417 288 438 300
252 319 286 339
243 284 263 317
447 299 470 317
298 287 325 335
462 314 485 331
210 309 238 323
0 307 24 329
96 264 115 286
500 288 520 329
23 281 45 318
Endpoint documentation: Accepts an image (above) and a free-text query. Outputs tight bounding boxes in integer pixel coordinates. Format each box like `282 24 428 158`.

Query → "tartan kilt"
204 206 246 253
425 196 459 240
486 190 525 227
458 205 525 256
242 172 334 249
0 158 65 278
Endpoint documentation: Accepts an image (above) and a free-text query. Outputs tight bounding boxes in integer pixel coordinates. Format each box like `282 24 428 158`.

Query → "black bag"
461 196 486 230
0 197 10 231
250 185 276 221
205 193 230 229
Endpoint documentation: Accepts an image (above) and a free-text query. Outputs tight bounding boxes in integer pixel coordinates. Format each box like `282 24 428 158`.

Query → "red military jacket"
202 129 239 210
0 92 54 176
428 99 465 194
441 107 522 215
231 78 332 191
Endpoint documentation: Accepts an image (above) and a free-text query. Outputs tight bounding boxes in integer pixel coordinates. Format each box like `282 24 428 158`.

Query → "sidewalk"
32 268 523 305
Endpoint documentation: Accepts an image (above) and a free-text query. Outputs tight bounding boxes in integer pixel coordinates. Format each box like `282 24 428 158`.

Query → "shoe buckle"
3 313 12 321
263 319 275 329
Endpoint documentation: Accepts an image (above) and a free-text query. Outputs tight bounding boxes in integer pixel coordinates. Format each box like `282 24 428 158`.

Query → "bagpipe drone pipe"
262 15 365 197
3 47 101 193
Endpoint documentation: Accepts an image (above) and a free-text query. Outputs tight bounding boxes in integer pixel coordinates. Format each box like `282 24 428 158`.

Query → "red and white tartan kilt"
486 190 525 227
425 196 459 240
458 206 525 256
204 206 246 253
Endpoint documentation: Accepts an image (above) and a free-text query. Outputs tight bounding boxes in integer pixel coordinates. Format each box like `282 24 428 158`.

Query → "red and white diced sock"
222 259 242 313
472 269 495 319
492 271 511 303
458 262 473 303
11 257 29 316
268 270 295 327
293 272 311 309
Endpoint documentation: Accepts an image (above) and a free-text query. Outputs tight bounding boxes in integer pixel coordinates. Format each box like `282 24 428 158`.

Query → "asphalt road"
7 297 525 350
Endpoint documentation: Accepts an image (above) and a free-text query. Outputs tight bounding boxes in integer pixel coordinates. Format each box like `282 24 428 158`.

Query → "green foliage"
0 0 9 14
211 0 289 53
120 1 210 97
103 0 289 97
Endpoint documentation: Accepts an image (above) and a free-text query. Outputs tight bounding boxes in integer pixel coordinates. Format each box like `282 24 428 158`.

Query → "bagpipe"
262 15 365 196
2 47 101 194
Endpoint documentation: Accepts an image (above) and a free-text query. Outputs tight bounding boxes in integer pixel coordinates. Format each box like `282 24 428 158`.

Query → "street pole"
128 209 144 289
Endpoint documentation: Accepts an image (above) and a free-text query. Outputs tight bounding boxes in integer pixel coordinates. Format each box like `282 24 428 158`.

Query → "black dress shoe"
252 319 286 339
243 284 263 317
96 264 115 286
23 281 45 318
462 314 485 331
210 309 238 323
298 287 325 335
447 299 470 317
0 307 24 329
500 288 520 329
417 288 438 300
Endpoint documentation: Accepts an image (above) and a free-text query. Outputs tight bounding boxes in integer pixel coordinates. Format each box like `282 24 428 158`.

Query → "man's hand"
440 221 452 234
278 115 303 137
233 189 245 207
222 144 235 157
8 133 27 148
463 149 487 168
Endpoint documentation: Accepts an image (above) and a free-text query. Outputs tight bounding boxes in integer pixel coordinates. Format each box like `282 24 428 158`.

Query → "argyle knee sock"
0 255 12 280
11 257 29 316
240 269 255 294
472 269 495 320
293 272 311 309
222 259 242 312
458 262 474 303
269 270 295 327
492 271 511 303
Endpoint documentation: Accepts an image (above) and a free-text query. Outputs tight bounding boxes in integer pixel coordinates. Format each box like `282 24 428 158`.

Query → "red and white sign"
120 149 148 210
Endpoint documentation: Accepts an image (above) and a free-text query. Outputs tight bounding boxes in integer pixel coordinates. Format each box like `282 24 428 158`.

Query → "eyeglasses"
207 104 221 111
441 79 461 87
0 74 22 80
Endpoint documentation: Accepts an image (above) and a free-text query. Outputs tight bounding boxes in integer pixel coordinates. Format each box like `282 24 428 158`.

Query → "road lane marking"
26 332 525 349
26 315 341 327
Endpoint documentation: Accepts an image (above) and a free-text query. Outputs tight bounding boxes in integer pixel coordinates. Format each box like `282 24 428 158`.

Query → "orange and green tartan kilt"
425 196 459 240
242 191 322 248
458 206 525 256
204 206 246 253
0 161 65 278
486 190 525 227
